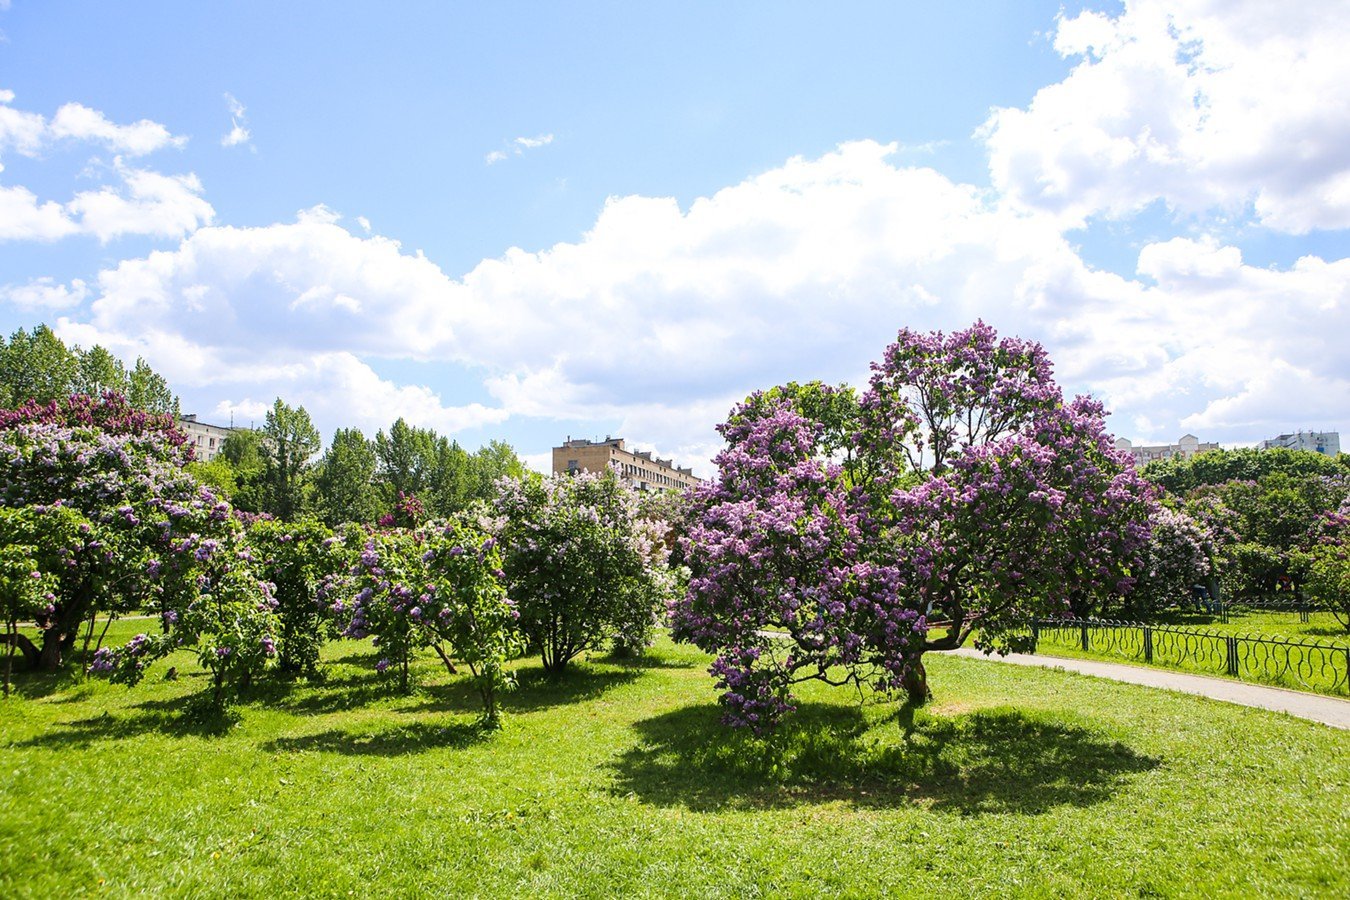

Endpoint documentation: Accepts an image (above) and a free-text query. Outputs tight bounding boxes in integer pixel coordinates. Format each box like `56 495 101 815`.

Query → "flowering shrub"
1127 507 1217 615
0 407 231 670
243 516 347 676
673 322 1155 730
337 518 519 725
90 553 282 707
494 469 677 675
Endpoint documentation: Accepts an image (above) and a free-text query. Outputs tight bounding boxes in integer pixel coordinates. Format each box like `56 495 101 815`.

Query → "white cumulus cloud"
983 0 1350 232
49 102 187 156
44 139 1350 464
66 163 214 242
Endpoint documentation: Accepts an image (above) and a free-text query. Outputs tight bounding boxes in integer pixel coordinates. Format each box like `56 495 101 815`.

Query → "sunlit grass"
2 631 1347 898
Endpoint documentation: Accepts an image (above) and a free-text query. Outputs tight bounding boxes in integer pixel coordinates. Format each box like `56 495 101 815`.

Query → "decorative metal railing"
1031 618 1350 697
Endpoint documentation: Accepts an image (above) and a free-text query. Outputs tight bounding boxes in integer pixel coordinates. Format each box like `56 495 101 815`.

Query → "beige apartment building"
179 414 233 463
553 436 702 493
1113 434 1218 466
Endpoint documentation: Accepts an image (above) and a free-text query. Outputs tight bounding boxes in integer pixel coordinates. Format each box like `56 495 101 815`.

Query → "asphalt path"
949 647 1350 730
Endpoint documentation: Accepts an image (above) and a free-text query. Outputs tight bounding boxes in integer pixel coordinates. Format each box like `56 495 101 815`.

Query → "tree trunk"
431 643 458 675
901 657 931 706
38 628 66 672
4 620 14 698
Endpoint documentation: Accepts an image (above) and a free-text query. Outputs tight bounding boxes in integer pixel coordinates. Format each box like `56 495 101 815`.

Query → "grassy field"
2 623 1348 898
1136 608 1349 643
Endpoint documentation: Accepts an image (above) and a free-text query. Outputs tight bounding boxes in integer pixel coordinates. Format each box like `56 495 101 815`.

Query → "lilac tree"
494 469 677 676
0 506 75 696
337 518 520 725
673 322 1155 728
0 395 232 671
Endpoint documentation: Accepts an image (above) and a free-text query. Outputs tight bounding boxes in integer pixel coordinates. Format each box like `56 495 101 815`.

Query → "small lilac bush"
244 516 347 677
336 517 519 726
1302 508 1350 632
89 529 282 708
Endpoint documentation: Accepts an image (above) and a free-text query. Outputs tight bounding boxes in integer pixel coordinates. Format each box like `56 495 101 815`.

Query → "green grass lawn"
2 625 1348 899
1136 608 1349 643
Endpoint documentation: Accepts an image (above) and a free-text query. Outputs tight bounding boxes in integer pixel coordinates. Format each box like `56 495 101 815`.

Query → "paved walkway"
949 648 1350 730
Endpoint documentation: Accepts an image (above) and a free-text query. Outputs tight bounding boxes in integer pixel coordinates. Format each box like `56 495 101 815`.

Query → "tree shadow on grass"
500 664 642 714
608 702 1160 816
262 720 489 757
592 650 700 671
15 699 241 748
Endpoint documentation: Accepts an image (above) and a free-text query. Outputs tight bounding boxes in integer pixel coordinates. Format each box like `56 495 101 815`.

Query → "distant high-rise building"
1259 431 1340 456
553 436 703 493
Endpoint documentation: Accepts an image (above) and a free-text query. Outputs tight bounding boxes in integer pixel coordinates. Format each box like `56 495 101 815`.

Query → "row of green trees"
190 401 528 526
0 325 178 414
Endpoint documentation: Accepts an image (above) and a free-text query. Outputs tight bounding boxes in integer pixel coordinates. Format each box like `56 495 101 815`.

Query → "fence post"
1226 636 1239 677
1144 626 1153 663
1081 622 1090 652
1031 620 1039 654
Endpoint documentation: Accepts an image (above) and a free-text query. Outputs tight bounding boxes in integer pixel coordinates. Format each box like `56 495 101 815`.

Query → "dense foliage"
1142 447 1348 495
335 518 521 725
0 397 230 670
495 469 681 676
673 322 1155 729
0 324 178 414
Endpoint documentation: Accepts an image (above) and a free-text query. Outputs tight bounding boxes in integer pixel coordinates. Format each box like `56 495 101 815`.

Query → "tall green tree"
261 399 320 520
213 429 266 512
469 440 530 501
0 325 78 405
374 417 438 505
73 345 129 398
314 427 379 526
127 357 179 416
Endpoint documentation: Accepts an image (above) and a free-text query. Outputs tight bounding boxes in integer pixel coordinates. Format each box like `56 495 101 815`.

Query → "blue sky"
2 1 1348 475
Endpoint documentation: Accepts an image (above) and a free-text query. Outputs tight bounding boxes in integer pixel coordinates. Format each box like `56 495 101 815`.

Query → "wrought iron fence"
1221 596 1322 623
1031 618 1350 697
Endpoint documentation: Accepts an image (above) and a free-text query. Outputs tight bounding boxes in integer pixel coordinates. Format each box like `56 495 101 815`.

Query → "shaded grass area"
2 635 1348 898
